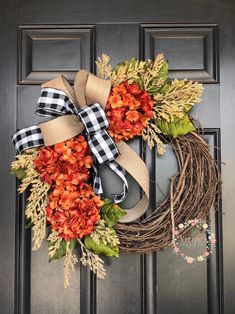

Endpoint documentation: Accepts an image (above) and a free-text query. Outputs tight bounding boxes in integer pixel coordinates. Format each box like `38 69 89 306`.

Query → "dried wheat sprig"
64 242 78 288
26 176 50 250
142 120 165 154
11 149 40 193
11 148 50 250
78 239 106 279
110 60 146 86
96 54 168 92
11 149 39 170
90 219 120 247
154 79 203 122
47 231 63 259
141 54 166 91
96 53 112 80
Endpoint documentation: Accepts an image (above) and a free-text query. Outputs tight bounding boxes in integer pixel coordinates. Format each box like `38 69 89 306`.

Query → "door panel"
1 1 235 314
18 25 95 84
141 24 219 83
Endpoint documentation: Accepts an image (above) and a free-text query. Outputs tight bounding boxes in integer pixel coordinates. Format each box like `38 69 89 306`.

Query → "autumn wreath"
11 54 221 287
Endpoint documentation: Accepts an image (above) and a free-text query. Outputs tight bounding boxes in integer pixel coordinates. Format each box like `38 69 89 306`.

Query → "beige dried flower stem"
96 53 166 88
142 111 165 154
154 79 204 122
47 231 63 259
26 177 50 251
78 239 106 279
64 242 78 288
11 149 40 193
96 54 112 80
11 149 50 251
91 219 120 247
11 149 39 170
141 54 165 91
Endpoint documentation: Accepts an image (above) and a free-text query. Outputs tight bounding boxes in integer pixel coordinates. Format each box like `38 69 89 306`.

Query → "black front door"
0 1 234 313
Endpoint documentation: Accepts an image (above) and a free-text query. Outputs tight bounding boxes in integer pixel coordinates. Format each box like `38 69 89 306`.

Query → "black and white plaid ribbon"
12 88 128 203
12 125 44 154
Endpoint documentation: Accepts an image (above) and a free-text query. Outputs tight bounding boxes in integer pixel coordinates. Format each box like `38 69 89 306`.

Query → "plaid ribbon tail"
78 103 129 203
12 125 44 154
108 161 128 203
92 160 128 203
12 88 74 154
92 163 103 195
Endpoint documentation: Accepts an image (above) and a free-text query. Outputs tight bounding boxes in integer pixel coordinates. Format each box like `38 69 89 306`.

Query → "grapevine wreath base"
11 53 221 286
116 132 221 254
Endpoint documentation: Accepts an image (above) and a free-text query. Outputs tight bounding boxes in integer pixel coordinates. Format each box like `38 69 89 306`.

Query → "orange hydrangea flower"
106 81 154 141
46 183 102 241
34 135 103 241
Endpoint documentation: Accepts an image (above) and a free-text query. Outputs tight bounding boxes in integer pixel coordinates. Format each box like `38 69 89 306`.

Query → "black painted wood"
1 1 235 313
140 24 219 83
0 0 17 314
18 25 95 84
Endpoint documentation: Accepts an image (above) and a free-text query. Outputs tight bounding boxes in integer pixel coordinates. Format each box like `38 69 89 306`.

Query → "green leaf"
113 58 137 73
48 239 77 262
184 104 193 112
158 83 171 95
84 236 119 257
147 84 164 95
25 219 33 229
69 239 77 251
158 115 196 138
101 199 126 227
11 167 27 180
48 239 67 261
136 78 144 90
158 61 168 81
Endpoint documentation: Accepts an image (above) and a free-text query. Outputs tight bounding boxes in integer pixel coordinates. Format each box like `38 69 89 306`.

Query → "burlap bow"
12 71 150 223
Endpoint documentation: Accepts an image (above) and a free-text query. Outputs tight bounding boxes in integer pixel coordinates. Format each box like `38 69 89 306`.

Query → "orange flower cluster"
34 135 103 241
106 81 154 141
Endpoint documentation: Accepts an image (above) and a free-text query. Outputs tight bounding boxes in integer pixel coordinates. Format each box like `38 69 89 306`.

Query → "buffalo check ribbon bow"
12 72 150 223
12 86 128 203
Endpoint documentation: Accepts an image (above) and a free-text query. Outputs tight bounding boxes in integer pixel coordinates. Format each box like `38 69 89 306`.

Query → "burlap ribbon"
38 71 149 223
